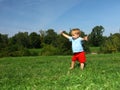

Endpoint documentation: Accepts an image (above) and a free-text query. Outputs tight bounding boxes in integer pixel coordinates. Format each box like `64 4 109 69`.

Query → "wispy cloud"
37 0 81 27
0 0 82 28
0 0 82 35
15 0 82 28
0 0 4 2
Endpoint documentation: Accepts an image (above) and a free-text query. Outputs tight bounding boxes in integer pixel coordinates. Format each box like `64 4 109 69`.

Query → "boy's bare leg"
80 63 84 70
70 61 75 69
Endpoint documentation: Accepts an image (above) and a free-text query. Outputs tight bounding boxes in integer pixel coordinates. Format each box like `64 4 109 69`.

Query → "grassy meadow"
0 53 120 90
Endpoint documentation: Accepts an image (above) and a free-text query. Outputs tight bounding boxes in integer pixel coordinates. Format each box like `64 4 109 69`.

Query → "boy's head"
71 28 81 39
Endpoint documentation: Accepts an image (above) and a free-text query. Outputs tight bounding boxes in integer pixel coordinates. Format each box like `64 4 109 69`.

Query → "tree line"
0 25 120 57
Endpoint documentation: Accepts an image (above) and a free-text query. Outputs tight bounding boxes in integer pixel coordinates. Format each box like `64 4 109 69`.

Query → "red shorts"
72 51 86 63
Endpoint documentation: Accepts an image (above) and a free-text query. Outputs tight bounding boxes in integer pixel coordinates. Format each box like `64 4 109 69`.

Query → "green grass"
0 53 120 90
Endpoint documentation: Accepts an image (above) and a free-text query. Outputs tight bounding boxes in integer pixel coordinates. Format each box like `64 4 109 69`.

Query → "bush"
82 41 91 53
40 44 60 56
0 45 38 57
7 48 39 57
0 51 8 57
100 33 120 53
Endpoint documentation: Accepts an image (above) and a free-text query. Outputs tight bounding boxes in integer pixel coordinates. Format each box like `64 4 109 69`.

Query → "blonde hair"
71 28 81 36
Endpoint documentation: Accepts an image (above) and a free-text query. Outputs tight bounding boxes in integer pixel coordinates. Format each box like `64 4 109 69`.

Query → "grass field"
0 53 120 90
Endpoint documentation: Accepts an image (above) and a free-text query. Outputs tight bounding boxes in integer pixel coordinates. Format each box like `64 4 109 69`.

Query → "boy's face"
71 31 80 39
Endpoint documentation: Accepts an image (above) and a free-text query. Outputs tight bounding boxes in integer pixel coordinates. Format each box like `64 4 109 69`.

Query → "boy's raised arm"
61 31 70 39
83 36 88 41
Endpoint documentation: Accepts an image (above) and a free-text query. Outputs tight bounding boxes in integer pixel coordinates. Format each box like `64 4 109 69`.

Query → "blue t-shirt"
69 37 84 53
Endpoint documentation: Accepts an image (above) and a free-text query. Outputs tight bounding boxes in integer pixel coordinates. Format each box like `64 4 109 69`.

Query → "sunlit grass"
0 53 120 90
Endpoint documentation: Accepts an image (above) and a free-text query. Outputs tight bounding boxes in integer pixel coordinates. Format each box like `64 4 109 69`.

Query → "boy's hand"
59 30 64 35
84 36 88 41
60 31 70 39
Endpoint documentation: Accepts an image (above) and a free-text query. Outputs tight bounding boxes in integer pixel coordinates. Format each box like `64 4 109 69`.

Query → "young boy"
61 28 88 70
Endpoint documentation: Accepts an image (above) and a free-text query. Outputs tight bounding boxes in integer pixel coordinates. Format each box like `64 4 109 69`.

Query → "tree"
89 26 104 46
56 32 72 55
44 29 57 47
0 33 8 50
29 32 41 48
100 33 120 53
39 30 46 45
9 32 30 48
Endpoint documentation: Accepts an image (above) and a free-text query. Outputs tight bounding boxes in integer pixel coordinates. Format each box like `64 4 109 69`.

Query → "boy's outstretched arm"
61 31 70 39
83 36 88 41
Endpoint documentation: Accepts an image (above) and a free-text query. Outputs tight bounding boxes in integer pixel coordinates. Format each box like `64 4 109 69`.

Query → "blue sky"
0 0 120 36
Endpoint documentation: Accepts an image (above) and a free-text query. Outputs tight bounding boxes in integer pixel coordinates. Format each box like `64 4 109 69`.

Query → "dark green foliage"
0 29 90 57
40 44 60 56
1 26 120 57
39 30 46 47
29 32 41 48
0 28 96 57
0 34 8 50
56 33 72 55
13 32 30 48
44 29 58 47
89 26 104 46
82 41 90 53
100 33 120 53
8 32 30 49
